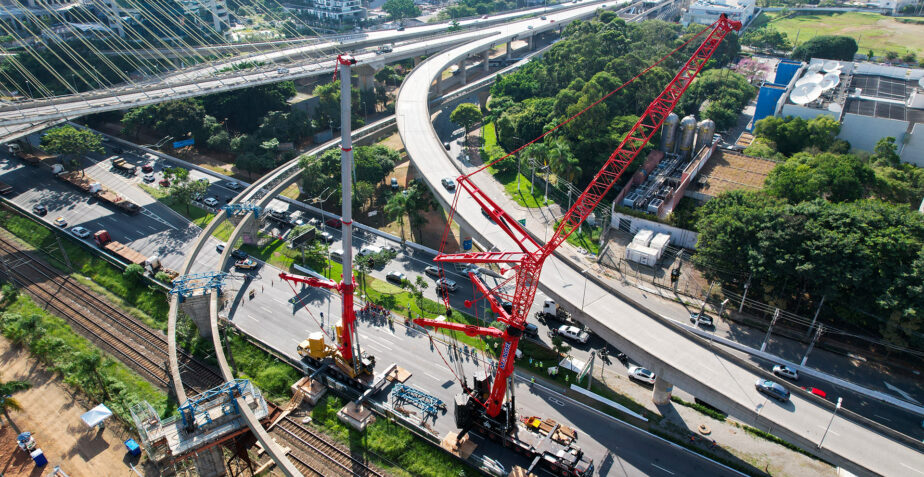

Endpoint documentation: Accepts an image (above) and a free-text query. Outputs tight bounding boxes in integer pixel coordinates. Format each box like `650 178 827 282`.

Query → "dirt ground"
0 338 141 476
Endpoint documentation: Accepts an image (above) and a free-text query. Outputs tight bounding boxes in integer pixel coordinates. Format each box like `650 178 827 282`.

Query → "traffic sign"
172 138 195 149
462 237 473 250
517 218 526 226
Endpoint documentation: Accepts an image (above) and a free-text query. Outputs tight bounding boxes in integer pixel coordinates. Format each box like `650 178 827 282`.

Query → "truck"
55 169 140 215
94 230 146 265
111 157 137 175
9 143 55 166
534 299 574 324
145 255 179 281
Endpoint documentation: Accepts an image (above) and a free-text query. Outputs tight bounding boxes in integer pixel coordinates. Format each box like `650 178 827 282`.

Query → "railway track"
0 233 223 393
272 415 385 477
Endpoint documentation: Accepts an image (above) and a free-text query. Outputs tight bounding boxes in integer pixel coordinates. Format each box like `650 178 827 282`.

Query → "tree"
765 152 873 203
872 137 900 167
901 52 917 65
384 192 410 239
547 139 581 184
40 125 103 160
791 35 857 62
383 0 420 22
885 51 899 63
450 103 482 144
0 374 31 434
164 167 208 215
414 276 429 311
65 350 111 401
123 263 144 285
741 26 791 51
354 181 375 213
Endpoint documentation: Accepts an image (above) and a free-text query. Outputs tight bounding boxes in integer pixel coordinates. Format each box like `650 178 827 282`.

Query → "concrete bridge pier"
180 294 213 338
528 35 535 51
482 50 490 71
355 64 378 92
652 375 674 405
414 56 423 66
458 59 467 84
505 41 512 60
435 72 443 93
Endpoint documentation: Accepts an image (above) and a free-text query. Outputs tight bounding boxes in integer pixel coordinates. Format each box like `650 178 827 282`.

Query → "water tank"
678 115 697 159
660 113 679 153
695 119 716 154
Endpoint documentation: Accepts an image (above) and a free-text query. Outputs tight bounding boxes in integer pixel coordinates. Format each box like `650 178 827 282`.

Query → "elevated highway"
394 3 924 476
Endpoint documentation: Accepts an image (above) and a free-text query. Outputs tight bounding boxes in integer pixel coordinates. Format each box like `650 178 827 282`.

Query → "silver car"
772 364 799 381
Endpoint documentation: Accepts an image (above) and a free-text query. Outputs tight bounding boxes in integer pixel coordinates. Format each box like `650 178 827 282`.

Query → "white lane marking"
901 463 924 475
873 414 891 422
883 382 921 404
651 464 674 475
377 335 395 346
816 425 839 436
424 372 442 381
259 306 273 314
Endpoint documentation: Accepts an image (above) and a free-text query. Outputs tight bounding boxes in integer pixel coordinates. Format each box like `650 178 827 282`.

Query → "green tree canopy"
40 125 103 157
741 26 791 51
791 35 858 62
765 152 873 203
383 0 420 21
450 103 482 134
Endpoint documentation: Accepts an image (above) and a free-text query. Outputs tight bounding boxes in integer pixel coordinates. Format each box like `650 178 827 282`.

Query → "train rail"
272 415 385 477
0 233 224 393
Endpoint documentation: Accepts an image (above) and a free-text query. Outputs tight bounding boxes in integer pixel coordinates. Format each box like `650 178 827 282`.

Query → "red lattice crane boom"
415 15 741 419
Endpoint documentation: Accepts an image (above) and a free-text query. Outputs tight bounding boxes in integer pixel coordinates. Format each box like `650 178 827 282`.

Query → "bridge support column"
354 64 380 92
528 35 535 51
652 376 673 405
414 56 423 66
435 72 443 93
458 60 467 85
505 41 512 60
228 214 260 245
483 50 490 72
180 294 213 338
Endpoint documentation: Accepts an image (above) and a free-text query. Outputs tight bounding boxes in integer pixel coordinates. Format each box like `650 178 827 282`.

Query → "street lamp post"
818 397 842 448
580 267 590 314
513 136 523 193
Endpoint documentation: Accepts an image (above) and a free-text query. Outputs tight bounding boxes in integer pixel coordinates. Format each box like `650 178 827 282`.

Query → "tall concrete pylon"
204 0 229 33
101 0 125 37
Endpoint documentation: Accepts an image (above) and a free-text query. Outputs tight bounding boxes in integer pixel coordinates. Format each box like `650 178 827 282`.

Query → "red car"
159 179 170 187
803 387 827 399
141 164 154 173
325 218 342 229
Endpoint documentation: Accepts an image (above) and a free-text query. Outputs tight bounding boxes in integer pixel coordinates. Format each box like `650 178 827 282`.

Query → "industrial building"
682 0 756 27
615 113 717 219
299 0 365 22
752 58 924 166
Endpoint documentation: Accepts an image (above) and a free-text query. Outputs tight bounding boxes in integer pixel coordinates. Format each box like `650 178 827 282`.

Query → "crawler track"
272 415 385 477
0 233 223 393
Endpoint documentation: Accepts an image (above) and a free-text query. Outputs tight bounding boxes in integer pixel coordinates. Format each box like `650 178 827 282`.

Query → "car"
436 278 458 292
424 266 442 278
803 386 827 399
628 366 656 385
193 192 205 201
540 15 547 20
443 141 451 150
755 379 790 402
376 45 392 54
142 173 155 183
441 177 456 191
549 19 555 22
386 271 406 284
70 226 90 238
772 364 799 381
462 265 482 277
53 216 67 227
481 14 489 19
216 244 226 254
552 325 590 343
320 231 335 243
325 218 342 228
391 177 399 190
230 249 248 260
32 204 47 216
235 258 258 270
308 217 321 227
226 181 242 190
690 312 714 327
141 164 154 173
523 322 539 338
277 67 289 74
158 179 170 187
397 26 405 31
527 25 534 30
203 197 219 207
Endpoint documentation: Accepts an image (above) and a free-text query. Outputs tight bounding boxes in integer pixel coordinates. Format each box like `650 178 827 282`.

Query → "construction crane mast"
415 15 741 425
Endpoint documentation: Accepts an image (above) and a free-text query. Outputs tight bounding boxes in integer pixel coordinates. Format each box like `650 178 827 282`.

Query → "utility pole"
806 294 825 339
818 397 842 448
801 325 823 367
760 308 780 353
739 274 751 312
697 281 716 318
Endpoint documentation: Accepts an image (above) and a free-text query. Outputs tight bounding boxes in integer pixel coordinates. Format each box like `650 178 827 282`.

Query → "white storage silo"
695 119 716 155
678 115 697 159
660 113 680 153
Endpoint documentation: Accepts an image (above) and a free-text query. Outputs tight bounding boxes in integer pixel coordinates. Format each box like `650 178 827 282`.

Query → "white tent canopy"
80 404 113 428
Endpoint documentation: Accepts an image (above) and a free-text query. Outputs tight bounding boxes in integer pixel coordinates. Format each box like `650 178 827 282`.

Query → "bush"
671 396 727 422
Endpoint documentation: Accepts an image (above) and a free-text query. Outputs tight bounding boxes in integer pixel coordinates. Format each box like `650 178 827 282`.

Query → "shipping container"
632 229 654 247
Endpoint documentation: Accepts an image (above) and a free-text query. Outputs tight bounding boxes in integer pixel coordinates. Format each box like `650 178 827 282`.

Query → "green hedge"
671 395 727 422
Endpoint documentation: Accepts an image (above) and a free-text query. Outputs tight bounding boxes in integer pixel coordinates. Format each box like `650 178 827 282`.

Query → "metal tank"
678 115 697 159
695 119 716 155
660 113 679 153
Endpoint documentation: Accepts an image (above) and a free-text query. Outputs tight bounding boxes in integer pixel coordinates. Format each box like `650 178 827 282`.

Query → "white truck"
534 299 573 324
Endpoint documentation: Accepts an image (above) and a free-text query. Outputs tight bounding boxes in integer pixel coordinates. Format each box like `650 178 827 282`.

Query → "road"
393 3 924 475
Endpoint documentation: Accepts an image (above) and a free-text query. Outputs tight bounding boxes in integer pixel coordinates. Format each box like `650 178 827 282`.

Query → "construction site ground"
0 337 147 476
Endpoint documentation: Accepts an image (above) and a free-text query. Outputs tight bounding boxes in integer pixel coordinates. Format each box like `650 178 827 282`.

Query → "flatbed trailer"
57 171 140 214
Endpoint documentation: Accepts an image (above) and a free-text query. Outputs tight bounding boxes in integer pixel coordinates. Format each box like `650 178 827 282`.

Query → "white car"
552 325 590 343
70 226 90 238
628 366 656 385
772 364 799 381
203 197 219 207
226 181 242 190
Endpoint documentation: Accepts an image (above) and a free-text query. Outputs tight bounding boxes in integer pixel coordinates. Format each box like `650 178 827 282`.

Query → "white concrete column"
652 376 673 405
505 41 512 60
483 50 490 72
528 35 535 51
458 60 467 84
436 72 443 93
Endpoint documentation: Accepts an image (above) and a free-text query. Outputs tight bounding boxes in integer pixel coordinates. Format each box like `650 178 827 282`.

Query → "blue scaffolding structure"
178 379 248 431
222 203 261 216
170 272 227 299
391 383 445 415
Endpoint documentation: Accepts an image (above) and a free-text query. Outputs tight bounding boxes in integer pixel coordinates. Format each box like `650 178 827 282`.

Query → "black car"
755 379 790 403
231 249 248 260
523 322 539 338
32 204 47 216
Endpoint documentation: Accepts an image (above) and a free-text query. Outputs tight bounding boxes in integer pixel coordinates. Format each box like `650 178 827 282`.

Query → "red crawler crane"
415 15 741 430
